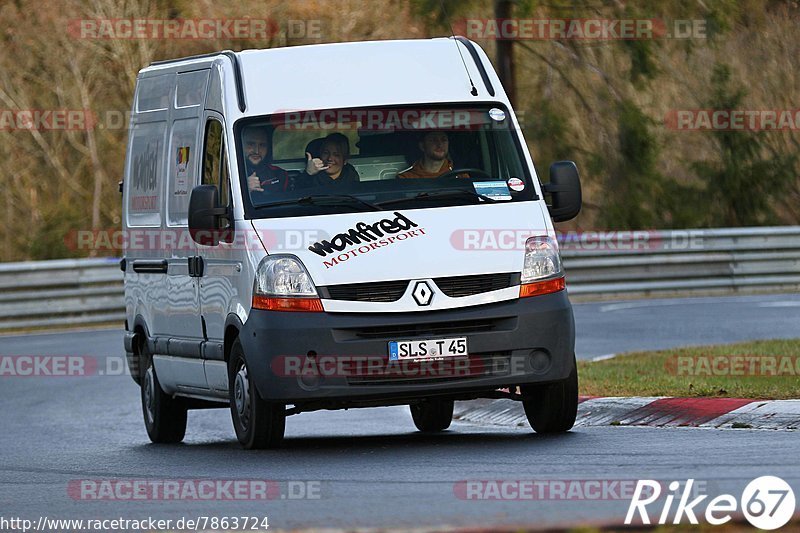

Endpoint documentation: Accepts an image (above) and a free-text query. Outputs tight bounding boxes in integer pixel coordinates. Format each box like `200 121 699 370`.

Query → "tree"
601 99 666 229
691 63 796 226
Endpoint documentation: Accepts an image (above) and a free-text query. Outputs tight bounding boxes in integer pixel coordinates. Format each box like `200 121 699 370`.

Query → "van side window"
176 70 209 108
202 119 231 229
136 75 172 112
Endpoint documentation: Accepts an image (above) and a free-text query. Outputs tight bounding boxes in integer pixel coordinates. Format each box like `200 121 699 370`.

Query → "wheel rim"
234 362 251 430
143 367 155 425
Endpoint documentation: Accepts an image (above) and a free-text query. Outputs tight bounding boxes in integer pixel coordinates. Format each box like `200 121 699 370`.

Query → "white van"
122 38 582 449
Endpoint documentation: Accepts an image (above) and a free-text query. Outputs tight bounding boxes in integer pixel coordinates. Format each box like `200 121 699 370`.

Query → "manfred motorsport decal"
307 212 426 268
130 139 160 212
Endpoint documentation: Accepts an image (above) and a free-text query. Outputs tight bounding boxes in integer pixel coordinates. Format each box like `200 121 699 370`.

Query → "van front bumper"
240 290 575 404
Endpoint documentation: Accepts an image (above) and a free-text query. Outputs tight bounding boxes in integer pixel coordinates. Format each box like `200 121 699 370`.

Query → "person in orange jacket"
398 130 466 178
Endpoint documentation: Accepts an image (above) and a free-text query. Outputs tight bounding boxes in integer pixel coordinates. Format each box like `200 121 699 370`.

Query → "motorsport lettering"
307 212 424 267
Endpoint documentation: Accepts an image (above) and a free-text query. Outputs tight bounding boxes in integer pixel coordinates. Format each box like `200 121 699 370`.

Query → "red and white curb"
454 397 800 430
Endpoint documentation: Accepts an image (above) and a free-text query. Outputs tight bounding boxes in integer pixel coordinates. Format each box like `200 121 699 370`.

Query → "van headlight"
253 256 323 311
520 236 565 298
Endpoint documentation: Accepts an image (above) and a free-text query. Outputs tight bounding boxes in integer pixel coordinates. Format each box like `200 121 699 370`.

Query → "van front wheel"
521 357 578 434
410 399 454 432
228 339 285 449
141 346 187 444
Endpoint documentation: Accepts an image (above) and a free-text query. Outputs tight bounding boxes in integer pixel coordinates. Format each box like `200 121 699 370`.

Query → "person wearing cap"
295 132 360 188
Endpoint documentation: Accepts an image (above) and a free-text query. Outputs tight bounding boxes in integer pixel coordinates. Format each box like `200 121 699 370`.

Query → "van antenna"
440 0 479 96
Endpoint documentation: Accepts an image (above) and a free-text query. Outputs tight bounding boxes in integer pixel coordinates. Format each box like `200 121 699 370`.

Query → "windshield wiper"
254 194 382 212
376 188 497 208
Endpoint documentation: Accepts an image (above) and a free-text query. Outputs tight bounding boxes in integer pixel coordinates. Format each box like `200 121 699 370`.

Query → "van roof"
145 38 507 117
237 38 504 116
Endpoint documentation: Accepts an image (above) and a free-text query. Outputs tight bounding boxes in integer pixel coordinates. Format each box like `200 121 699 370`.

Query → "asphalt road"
573 292 800 358
1 293 799 530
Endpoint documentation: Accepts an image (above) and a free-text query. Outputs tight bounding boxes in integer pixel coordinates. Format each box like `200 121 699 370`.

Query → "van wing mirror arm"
200 206 232 233
542 183 571 194
195 207 229 218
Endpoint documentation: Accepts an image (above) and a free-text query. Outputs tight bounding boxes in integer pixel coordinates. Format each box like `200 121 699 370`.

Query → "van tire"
521 357 578 434
141 346 187 444
410 399 454 432
229 339 285 449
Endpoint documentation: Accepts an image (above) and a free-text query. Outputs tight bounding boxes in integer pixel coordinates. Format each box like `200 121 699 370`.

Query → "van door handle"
188 256 205 277
132 259 168 274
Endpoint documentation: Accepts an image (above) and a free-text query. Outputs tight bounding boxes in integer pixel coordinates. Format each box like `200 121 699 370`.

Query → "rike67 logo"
626 476 795 530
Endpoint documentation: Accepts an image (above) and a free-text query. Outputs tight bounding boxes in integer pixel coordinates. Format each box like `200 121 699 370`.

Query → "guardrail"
0 257 124 332
561 226 800 298
0 226 798 332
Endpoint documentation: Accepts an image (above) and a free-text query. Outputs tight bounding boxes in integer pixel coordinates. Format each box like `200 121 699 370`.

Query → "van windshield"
235 104 537 219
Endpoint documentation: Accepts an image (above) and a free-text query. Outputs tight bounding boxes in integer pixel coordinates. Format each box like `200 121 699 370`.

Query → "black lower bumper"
240 291 575 405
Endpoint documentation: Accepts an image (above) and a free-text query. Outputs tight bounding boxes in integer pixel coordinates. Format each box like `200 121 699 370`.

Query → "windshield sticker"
507 177 525 192
307 212 427 269
473 181 512 201
488 108 506 122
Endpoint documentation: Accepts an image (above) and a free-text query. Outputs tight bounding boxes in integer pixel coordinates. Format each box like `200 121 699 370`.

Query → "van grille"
319 273 519 303
322 280 409 302
339 317 512 340
433 273 518 298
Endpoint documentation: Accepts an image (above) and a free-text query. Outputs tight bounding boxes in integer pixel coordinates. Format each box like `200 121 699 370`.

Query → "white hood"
250 202 552 293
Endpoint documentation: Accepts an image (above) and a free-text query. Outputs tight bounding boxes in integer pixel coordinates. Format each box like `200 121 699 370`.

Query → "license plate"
388 337 468 361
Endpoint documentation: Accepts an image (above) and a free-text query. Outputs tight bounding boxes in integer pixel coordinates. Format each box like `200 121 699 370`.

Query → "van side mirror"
188 185 228 246
543 161 582 222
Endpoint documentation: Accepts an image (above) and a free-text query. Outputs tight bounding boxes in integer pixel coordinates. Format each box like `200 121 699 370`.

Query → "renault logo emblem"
412 281 434 306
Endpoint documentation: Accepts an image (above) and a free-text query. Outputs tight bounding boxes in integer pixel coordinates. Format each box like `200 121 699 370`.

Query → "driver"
243 125 289 193
397 130 468 179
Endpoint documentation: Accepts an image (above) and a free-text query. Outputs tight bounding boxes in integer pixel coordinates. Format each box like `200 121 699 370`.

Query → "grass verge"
578 339 800 400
